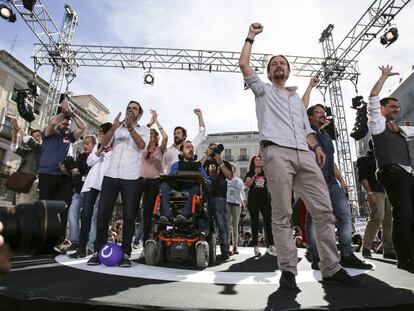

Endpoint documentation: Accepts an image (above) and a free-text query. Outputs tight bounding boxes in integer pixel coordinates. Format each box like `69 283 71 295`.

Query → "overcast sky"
1 0 413 156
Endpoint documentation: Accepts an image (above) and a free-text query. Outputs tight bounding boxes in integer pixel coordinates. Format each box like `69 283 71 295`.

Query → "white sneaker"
268 245 277 256
254 246 261 257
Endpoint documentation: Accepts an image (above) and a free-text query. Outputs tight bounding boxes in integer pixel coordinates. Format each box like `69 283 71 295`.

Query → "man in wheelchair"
158 140 210 223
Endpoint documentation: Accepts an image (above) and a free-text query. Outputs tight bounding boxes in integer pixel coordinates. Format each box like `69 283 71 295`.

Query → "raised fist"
193 108 202 116
249 23 263 37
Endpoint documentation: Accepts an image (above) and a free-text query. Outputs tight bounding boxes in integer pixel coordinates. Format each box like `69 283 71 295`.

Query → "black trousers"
377 165 414 262
94 177 143 256
137 178 161 244
79 188 100 250
38 173 74 240
247 195 274 247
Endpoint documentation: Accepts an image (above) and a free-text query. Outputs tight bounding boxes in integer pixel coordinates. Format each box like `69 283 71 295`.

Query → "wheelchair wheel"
195 244 209 269
208 231 217 265
145 240 162 266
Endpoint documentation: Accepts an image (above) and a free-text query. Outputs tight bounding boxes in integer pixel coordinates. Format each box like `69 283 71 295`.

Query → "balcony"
238 155 249 161
0 124 12 140
224 155 233 161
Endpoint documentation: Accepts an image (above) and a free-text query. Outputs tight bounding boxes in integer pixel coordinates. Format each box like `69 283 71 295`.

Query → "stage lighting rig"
380 25 398 47
0 2 16 23
144 71 154 85
350 96 368 141
22 0 37 12
15 80 40 123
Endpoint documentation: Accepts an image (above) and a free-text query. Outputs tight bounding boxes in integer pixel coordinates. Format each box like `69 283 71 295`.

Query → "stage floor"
1 247 413 310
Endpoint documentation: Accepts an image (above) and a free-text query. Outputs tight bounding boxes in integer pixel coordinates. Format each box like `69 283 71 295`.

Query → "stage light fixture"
380 25 398 47
22 0 37 11
144 71 154 85
0 3 16 22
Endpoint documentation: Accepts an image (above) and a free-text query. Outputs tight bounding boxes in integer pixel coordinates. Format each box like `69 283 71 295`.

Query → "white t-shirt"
226 177 246 205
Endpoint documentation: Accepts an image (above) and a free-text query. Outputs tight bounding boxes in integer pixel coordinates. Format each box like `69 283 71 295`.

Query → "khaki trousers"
262 145 341 277
362 191 394 253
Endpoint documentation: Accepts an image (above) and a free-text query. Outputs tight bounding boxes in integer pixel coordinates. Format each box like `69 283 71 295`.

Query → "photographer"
9 117 42 204
37 100 86 251
201 143 233 260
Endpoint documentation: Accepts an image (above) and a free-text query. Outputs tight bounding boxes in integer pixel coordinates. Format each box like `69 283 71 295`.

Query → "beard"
174 137 184 145
272 70 288 81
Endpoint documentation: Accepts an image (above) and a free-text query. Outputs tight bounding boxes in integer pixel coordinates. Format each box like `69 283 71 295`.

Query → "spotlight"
0 4 16 23
144 71 154 85
22 0 37 11
380 25 398 47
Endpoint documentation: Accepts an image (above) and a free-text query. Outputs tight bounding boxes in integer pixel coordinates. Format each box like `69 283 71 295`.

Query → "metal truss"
33 44 355 78
317 0 411 213
6 0 79 128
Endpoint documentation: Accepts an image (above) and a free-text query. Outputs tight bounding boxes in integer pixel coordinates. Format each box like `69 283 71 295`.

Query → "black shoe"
397 258 414 273
304 250 312 263
87 252 101 265
322 268 361 286
341 253 373 269
119 254 132 267
221 252 230 261
383 252 397 260
279 271 298 290
311 258 320 270
68 249 86 259
362 248 372 258
175 214 186 222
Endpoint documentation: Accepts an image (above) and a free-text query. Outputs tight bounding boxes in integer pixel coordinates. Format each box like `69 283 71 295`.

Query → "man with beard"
163 109 205 174
38 100 86 250
239 22 360 289
159 140 210 222
368 65 414 273
87 101 149 267
306 104 373 270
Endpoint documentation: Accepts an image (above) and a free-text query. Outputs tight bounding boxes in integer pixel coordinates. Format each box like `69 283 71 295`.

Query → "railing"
0 124 13 140
238 155 249 161
224 155 233 161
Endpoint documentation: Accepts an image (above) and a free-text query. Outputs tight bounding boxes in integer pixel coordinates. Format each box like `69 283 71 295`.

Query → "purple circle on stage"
99 242 123 266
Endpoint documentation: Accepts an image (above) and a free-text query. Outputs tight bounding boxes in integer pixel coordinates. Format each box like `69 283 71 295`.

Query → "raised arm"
69 111 87 140
101 112 122 148
302 77 319 109
44 101 69 137
192 108 206 148
370 65 398 97
125 111 146 149
150 110 168 153
239 23 263 77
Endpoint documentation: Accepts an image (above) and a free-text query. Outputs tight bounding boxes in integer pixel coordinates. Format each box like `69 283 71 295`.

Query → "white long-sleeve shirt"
367 95 412 173
81 144 112 193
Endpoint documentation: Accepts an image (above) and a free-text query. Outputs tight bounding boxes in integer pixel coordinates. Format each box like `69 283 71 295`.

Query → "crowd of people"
1 22 412 291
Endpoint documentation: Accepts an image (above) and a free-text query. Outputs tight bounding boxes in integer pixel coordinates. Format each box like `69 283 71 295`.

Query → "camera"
61 156 76 172
204 144 224 167
0 201 66 254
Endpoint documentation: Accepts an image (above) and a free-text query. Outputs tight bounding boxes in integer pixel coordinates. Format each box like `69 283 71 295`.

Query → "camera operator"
200 143 233 260
37 100 86 251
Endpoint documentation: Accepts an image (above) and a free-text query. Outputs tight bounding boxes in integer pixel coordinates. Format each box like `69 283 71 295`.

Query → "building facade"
0 50 109 200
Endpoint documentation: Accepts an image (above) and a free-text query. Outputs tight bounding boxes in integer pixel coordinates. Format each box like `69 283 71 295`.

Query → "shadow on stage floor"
1 250 413 310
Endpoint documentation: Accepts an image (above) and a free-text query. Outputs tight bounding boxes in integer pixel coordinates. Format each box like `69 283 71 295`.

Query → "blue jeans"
306 182 353 260
94 177 143 256
209 196 229 255
159 181 199 217
68 192 83 243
